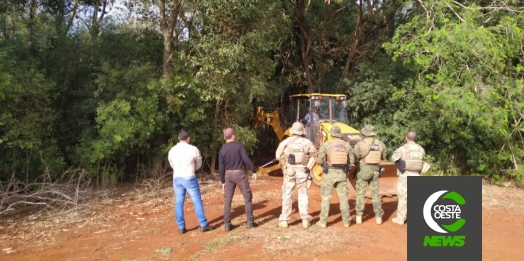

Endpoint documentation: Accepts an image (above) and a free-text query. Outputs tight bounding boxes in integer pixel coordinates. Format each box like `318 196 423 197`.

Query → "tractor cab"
289 93 354 147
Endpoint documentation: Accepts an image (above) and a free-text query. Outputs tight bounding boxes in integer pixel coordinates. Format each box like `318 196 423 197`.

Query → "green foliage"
87 62 163 163
1 0 523 186
342 54 416 155
163 0 289 160
0 51 65 181
382 0 524 180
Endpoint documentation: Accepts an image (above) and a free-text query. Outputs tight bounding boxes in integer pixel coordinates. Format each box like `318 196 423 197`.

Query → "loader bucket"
311 161 398 198
256 162 283 177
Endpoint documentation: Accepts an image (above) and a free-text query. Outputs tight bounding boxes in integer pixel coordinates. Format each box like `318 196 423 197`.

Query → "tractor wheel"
311 163 324 187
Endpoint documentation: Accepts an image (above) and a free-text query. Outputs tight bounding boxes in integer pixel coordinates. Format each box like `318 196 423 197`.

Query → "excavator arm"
254 107 287 142
254 107 291 176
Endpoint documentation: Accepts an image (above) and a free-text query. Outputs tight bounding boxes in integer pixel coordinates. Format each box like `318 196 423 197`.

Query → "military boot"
278 221 288 228
356 216 362 224
302 219 310 228
315 222 326 228
302 216 313 228
392 217 404 225
376 217 382 225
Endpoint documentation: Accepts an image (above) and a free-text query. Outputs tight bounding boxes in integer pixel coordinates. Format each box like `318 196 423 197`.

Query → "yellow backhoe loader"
254 93 398 198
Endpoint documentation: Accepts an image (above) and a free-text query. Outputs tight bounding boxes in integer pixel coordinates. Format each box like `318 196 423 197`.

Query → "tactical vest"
327 139 349 165
359 138 382 164
401 143 424 171
284 137 307 166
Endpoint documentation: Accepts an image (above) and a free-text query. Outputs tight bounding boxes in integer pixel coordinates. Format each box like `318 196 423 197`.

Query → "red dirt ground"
1 175 523 261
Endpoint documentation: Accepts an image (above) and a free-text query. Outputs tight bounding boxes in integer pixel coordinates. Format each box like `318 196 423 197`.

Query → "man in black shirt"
219 128 258 231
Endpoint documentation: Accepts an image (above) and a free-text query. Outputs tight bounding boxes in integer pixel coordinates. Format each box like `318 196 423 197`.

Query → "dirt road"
1 176 523 261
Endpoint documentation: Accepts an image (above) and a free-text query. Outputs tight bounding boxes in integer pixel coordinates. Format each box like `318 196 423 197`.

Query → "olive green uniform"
354 132 386 220
316 126 354 227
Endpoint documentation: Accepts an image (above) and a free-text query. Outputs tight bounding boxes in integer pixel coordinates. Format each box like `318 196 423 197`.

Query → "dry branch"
0 169 88 215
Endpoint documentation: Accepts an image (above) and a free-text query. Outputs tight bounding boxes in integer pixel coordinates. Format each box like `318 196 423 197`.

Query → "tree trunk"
341 0 400 79
151 153 165 179
162 31 174 75
296 0 314 93
90 2 99 38
341 31 362 79
209 99 222 173
29 0 37 45
90 0 108 40
157 0 182 75
341 0 364 79
65 0 80 36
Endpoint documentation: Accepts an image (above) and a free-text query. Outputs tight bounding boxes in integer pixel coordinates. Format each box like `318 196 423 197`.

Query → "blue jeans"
173 176 209 229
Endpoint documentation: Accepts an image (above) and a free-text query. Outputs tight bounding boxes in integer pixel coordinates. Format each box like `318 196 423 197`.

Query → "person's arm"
167 150 174 176
194 147 203 171
306 142 317 169
392 145 406 174
381 141 387 160
316 142 327 165
353 143 361 160
391 147 403 162
240 144 256 173
275 140 285 160
347 144 355 165
219 149 226 184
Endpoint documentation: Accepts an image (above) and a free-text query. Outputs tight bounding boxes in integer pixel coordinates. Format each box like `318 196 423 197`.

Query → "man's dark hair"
178 130 190 141
406 131 417 141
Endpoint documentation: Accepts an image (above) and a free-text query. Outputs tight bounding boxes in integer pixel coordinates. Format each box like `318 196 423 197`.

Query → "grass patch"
154 246 173 259
204 245 217 253
257 218 377 254
207 231 250 247
189 231 252 260
189 250 203 261
482 185 524 212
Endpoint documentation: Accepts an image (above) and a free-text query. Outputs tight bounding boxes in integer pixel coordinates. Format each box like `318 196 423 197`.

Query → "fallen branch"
0 169 88 215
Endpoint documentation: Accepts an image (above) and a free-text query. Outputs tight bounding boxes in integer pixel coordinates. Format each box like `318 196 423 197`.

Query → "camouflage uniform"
316 125 354 228
391 141 426 225
353 125 386 224
275 122 316 228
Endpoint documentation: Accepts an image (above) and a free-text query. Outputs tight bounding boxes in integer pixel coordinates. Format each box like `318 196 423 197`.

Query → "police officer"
275 122 317 228
315 125 354 228
391 130 426 225
353 125 386 225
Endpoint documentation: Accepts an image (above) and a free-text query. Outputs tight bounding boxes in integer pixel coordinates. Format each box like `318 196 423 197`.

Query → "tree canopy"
1 0 523 187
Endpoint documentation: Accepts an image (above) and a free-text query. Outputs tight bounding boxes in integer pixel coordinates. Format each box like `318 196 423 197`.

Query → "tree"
383 0 524 180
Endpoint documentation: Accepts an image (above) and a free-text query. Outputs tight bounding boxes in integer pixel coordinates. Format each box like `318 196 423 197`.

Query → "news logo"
407 176 481 261
423 190 466 247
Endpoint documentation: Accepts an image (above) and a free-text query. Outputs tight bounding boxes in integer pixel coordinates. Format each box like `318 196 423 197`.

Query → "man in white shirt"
168 130 213 234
